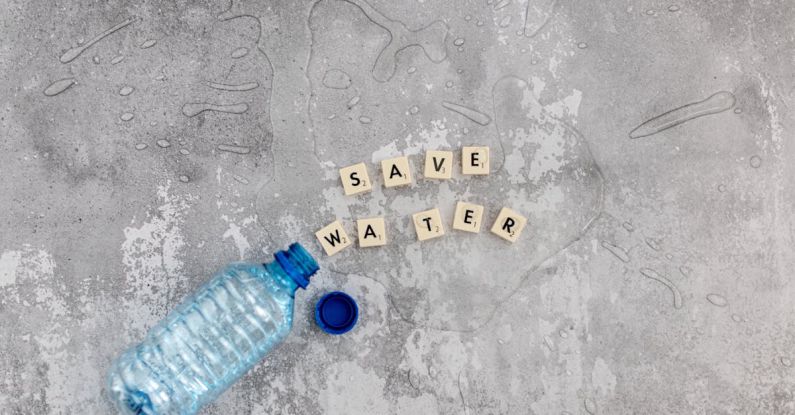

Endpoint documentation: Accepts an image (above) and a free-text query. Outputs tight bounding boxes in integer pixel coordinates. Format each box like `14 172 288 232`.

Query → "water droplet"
733 107 742 114
780 357 792 367
749 155 762 168
92 56 100 64
207 81 259 92
347 95 361 108
453 38 465 46
179 149 190 155
181 102 248 117
217 144 250 154
600 241 630 263
441 101 491 125
464 15 472 21
119 86 134 96
493 0 511 11
407 66 417 74
629 91 736 139
499 16 512 27
445 81 453 88
640 268 683 309
155 75 165 81
409 105 419 115
359 116 372 124
322 69 353 89
457 46 464 52
679 265 692 277
717 184 727 192
543 336 554 351
577 42 588 49
120 112 134 121
140 39 157 49
476 20 484 27
179 175 190 183
731 314 742 322
233 175 250 184
135 143 148 150
231 47 249 59
706 293 728 307
157 139 171 148
646 9 656 15
111 55 124 64
59 18 135 63
327 114 336 120
645 237 662 251
558 330 568 338
584 398 597 414
668 4 680 12
622 222 634 232
462 127 470 135
43 78 77 96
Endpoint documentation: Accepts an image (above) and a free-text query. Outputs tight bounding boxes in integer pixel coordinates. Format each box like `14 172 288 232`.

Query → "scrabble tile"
490 207 527 243
315 220 352 256
412 208 445 241
423 150 453 180
357 217 387 247
339 162 373 196
453 201 484 233
461 146 490 175
381 156 412 188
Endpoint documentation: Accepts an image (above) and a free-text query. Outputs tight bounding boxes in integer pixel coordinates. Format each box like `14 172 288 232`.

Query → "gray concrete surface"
1 0 794 413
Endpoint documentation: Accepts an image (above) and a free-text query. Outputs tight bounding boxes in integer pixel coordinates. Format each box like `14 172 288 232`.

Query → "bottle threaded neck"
274 243 319 289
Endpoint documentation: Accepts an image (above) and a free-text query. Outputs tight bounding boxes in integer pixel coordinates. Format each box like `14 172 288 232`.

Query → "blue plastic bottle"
106 243 319 415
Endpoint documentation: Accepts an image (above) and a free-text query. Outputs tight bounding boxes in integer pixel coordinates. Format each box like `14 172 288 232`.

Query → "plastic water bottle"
107 243 319 415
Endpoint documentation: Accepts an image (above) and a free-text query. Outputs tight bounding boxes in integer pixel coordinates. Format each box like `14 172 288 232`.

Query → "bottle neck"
273 243 319 289
265 262 300 294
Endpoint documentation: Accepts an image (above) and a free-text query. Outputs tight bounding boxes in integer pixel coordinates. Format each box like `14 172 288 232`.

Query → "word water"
315 147 528 256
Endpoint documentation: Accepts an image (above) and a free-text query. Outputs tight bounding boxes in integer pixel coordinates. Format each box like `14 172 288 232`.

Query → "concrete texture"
1 0 794 413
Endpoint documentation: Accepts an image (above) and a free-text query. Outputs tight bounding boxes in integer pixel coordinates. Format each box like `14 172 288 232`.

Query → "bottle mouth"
274 243 319 289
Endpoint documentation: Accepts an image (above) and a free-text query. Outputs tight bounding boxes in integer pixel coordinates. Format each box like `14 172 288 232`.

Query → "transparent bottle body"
107 262 298 415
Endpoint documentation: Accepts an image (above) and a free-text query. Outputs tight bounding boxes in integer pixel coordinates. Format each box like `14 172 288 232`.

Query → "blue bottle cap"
315 291 358 335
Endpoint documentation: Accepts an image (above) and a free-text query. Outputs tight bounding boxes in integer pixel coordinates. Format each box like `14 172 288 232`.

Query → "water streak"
207 81 259 92
43 78 76 96
629 91 735 139
640 267 683 309
600 241 630 263
60 18 136 63
524 0 557 37
343 0 448 82
182 103 249 117
441 101 491 125
218 144 251 154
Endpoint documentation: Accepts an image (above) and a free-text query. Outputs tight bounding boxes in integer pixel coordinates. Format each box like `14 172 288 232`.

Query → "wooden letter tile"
315 220 352 255
412 208 445 241
490 207 527 243
381 156 412 188
453 201 484 233
357 217 387 247
339 162 373 196
423 150 453 180
461 146 490 175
